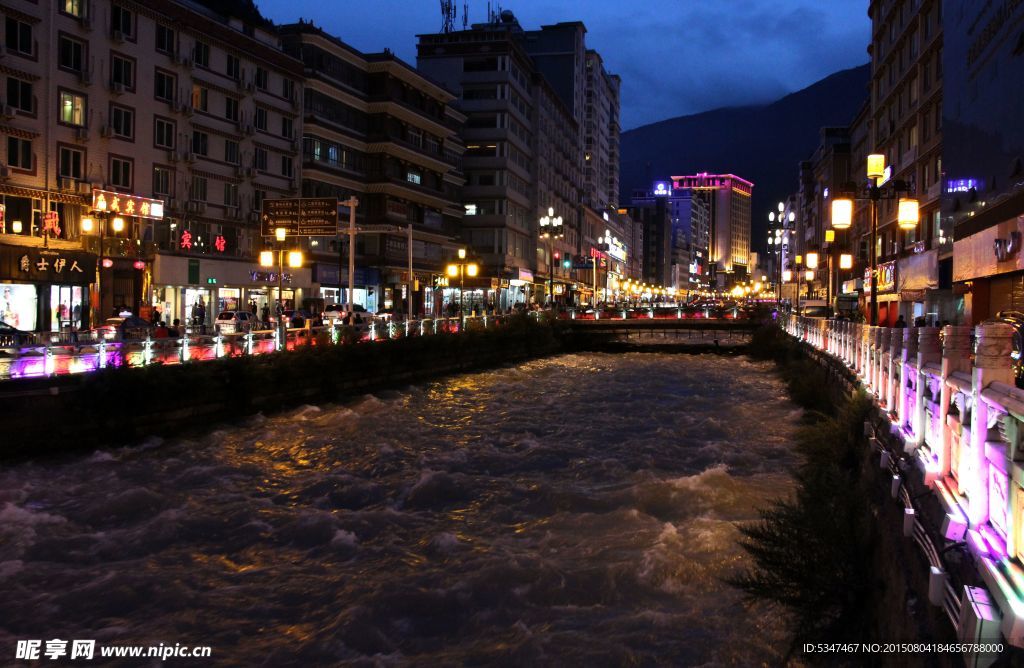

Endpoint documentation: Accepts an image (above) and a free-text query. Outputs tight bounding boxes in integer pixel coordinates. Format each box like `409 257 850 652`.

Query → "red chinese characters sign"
214 235 226 253
91 189 165 219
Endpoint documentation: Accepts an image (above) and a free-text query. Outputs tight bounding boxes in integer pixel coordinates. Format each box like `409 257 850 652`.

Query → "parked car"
0 321 33 347
323 304 369 321
215 311 256 334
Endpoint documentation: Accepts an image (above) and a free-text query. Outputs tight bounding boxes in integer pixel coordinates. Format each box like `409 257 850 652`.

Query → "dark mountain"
620 63 871 254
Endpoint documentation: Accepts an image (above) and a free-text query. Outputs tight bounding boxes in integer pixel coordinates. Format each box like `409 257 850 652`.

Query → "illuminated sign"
945 178 983 194
214 235 227 253
864 261 896 293
180 230 193 250
653 182 670 197
91 189 165 219
877 165 893 186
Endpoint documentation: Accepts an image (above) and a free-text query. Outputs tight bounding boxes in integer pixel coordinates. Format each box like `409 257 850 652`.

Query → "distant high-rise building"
418 10 620 308
583 51 621 211
630 181 710 292
670 173 753 287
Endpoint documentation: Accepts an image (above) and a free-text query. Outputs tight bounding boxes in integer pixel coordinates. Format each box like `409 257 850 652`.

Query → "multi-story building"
0 0 306 334
279 21 465 316
864 0 945 326
946 0 1024 324
797 127 853 304
628 187 671 288
418 10 618 309
670 173 753 289
630 180 710 293
582 50 620 212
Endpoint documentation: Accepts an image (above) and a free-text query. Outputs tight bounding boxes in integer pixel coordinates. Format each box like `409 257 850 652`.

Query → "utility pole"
407 223 414 320
342 197 358 313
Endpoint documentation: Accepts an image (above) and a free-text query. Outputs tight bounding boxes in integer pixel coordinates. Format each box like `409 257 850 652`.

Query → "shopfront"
864 260 898 326
312 263 380 312
0 243 97 333
152 253 312 329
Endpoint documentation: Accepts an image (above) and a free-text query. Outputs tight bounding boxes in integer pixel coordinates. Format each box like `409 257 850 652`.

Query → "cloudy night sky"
256 0 871 129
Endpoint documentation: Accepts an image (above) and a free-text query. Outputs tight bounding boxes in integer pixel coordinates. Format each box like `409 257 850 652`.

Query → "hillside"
620 63 871 252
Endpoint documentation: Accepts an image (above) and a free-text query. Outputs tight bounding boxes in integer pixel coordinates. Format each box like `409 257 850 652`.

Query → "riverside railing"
785 315 1023 664
0 314 517 381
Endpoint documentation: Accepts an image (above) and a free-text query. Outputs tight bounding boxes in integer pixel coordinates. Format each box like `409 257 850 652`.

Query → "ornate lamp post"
260 227 302 345
539 207 563 307
831 153 920 325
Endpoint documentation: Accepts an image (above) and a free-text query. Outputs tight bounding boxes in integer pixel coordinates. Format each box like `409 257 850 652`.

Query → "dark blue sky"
257 1 870 130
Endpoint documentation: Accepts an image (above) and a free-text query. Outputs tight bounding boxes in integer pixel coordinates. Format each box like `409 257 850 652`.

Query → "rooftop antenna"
440 0 456 33
463 1 469 29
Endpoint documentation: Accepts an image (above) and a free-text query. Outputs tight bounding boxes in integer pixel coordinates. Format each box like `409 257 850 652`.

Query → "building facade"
0 0 306 334
670 173 753 289
279 21 465 316
865 0 946 326
945 0 1024 325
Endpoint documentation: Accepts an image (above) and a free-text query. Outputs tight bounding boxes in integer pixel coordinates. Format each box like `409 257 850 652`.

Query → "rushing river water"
1 352 801 666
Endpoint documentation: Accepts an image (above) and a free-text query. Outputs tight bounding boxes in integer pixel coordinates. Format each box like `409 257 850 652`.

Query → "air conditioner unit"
1 105 15 119
167 149 178 163
111 29 126 42
79 69 92 85
166 197 179 210
77 181 92 195
111 82 125 95
100 125 114 138
58 176 75 191
185 151 196 163
0 165 11 179
244 167 255 178
75 127 89 141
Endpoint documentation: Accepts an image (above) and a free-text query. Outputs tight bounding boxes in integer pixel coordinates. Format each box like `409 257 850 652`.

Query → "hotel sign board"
261 198 339 237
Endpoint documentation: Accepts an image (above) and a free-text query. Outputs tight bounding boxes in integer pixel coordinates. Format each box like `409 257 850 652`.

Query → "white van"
800 300 831 318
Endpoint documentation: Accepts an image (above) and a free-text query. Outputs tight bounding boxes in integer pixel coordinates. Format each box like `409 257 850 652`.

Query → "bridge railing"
785 314 1024 655
0 314 516 381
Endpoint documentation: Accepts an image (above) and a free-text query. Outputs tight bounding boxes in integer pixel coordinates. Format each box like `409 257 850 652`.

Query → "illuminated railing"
0 315 513 381
784 314 1024 656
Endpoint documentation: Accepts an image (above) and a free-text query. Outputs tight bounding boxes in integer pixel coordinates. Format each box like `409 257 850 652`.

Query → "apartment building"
279 21 465 316
670 173 753 289
0 0 306 333
865 0 946 326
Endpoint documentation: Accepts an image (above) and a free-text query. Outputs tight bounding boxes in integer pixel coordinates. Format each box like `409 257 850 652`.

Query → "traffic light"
562 255 572 269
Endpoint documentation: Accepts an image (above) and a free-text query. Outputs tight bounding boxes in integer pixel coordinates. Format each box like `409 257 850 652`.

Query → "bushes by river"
731 325 879 658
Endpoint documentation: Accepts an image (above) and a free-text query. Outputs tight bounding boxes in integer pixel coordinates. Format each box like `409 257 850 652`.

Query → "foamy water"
0 353 800 665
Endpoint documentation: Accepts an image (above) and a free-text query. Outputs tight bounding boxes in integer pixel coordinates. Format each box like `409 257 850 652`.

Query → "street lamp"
539 207 563 307
446 249 479 318
261 227 302 344
80 214 124 325
831 153 920 325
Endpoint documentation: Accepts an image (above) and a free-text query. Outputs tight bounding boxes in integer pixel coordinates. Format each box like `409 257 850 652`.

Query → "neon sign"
946 178 983 194
92 189 165 219
653 182 670 197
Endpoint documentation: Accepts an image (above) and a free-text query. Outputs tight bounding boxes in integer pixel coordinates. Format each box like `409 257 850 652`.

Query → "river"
0 352 801 666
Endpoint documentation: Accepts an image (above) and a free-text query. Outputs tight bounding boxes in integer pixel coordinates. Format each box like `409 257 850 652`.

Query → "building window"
191 175 207 202
225 97 238 122
58 146 84 178
192 40 209 68
110 157 132 189
406 170 421 185
63 0 84 18
254 189 265 211
5 18 32 56
153 166 171 195
111 55 134 89
155 25 175 54
223 182 239 207
191 131 208 156
226 53 240 80
191 85 208 112
59 91 86 125
282 78 294 100
58 35 85 72
255 107 267 131
224 139 239 165
281 155 293 178
154 117 175 149
110 105 133 138
111 5 134 38
7 136 31 169
154 70 175 102
281 117 293 139
254 67 268 90
254 147 267 171
6 78 33 113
